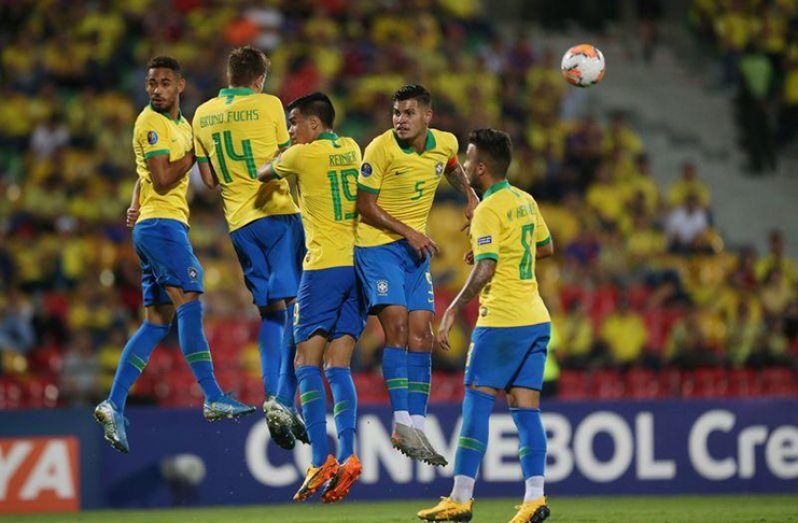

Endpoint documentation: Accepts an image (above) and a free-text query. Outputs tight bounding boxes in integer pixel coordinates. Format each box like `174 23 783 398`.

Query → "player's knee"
507 388 540 409
145 305 174 325
294 350 321 368
383 321 408 347
408 330 434 351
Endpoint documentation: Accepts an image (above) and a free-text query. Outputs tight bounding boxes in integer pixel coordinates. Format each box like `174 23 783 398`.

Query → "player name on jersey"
197 109 261 128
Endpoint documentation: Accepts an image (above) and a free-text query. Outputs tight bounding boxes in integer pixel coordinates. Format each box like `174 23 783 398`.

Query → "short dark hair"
286 92 336 128
147 56 181 75
392 84 432 107
468 128 512 176
228 46 269 87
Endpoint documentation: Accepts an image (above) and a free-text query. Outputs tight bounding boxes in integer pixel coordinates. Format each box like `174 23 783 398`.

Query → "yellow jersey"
356 128 458 247
192 88 298 232
272 132 362 270
132 104 193 225
470 180 551 328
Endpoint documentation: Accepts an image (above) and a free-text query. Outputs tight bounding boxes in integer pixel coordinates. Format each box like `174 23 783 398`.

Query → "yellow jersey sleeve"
193 117 210 163
440 131 460 167
533 199 551 247
357 137 390 194
135 110 172 160
272 143 305 178
470 206 501 262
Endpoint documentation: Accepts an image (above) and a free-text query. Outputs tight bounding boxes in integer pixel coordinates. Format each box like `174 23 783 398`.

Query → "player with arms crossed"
192 46 307 449
259 92 365 503
418 129 553 523
95 57 255 454
355 84 479 465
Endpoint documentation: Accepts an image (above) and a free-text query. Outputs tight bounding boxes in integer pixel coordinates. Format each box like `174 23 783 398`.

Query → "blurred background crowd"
691 0 798 172
0 0 796 410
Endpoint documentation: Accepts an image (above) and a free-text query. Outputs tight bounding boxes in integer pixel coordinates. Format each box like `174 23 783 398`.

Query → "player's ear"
177 75 186 94
424 107 433 124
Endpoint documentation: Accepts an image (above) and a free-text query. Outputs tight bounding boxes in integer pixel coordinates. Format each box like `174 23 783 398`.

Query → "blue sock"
407 351 431 419
453 388 495 479
177 300 223 402
296 365 328 467
382 346 408 414
326 366 357 461
511 408 547 478
109 322 170 410
259 309 285 397
276 303 298 408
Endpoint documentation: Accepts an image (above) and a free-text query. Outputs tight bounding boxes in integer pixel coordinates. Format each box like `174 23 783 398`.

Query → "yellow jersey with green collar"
356 128 458 247
132 104 192 225
192 87 298 232
470 180 551 328
272 132 362 270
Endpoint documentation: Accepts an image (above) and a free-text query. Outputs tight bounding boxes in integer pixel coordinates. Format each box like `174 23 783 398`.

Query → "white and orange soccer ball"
561 44 605 87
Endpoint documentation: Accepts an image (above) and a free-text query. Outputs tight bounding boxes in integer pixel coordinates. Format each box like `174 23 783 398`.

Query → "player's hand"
407 229 439 260
435 308 457 351
464 250 474 265
461 198 478 231
126 206 140 228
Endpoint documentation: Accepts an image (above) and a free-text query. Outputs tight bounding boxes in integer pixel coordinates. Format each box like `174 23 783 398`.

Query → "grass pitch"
5 495 796 523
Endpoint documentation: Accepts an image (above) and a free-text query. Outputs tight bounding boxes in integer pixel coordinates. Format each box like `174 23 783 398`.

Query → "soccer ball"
561 44 606 87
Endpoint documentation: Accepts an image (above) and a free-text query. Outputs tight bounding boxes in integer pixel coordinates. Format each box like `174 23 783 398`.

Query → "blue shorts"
294 266 366 343
354 239 434 314
133 218 204 307
465 323 551 392
230 214 305 307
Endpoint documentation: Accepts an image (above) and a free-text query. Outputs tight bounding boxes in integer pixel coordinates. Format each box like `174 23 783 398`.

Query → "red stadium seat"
353 372 389 405
625 368 664 398
760 368 798 396
557 370 588 400
726 368 761 397
590 369 625 399
681 368 728 398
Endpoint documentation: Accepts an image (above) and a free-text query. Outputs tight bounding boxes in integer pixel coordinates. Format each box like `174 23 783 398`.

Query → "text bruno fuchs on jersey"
198 109 260 128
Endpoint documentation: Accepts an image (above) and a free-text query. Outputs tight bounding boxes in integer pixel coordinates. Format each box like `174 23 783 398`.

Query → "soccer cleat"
93 400 130 454
263 395 296 450
392 422 429 461
203 393 256 422
288 407 310 445
293 454 339 502
417 497 474 522
508 496 550 523
415 428 448 467
322 454 363 503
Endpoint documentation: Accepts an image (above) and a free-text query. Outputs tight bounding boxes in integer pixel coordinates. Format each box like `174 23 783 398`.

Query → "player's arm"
537 239 554 259
146 150 195 193
258 146 298 183
197 161 219 190
436 258 497 351
356 190 439 259
444 160 479 229
126 178 141 228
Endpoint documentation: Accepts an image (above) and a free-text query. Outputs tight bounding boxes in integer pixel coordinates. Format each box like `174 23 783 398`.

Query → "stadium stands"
0 0 796 410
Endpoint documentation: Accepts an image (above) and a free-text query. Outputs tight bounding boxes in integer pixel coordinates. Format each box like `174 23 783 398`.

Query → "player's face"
463 143 484 189
287 108 315 145
145 68 184 113
392 99 431 142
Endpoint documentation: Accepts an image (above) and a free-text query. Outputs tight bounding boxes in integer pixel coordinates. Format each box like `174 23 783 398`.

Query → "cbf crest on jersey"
377 279 389 296
361 162 373 178
147 131 158 145
435 161 443 176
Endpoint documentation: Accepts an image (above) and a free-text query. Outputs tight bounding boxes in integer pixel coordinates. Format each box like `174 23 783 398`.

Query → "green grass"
5 495 797 523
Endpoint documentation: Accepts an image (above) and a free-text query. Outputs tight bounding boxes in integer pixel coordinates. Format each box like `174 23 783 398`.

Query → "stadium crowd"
0 0 796 409
691 0 798 172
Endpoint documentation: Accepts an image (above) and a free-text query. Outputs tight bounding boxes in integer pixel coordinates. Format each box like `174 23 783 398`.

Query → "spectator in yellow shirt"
599 296 648 367
667 161 711 208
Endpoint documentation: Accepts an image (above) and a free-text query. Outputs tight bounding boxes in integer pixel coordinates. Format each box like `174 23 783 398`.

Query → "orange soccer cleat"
322 454 363 503
293 454 339 502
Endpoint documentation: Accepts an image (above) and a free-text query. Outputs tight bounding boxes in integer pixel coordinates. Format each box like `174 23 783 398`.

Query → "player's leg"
406 250 446 466
506 324 551 523
293 333 338 501
165 286 254 420
230 221 283 399
321 335 361 503
417 383 495 522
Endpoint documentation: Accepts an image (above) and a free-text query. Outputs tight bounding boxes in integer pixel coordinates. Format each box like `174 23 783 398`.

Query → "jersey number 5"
327 168 358 221
519 223 535 280
211 130 257 183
